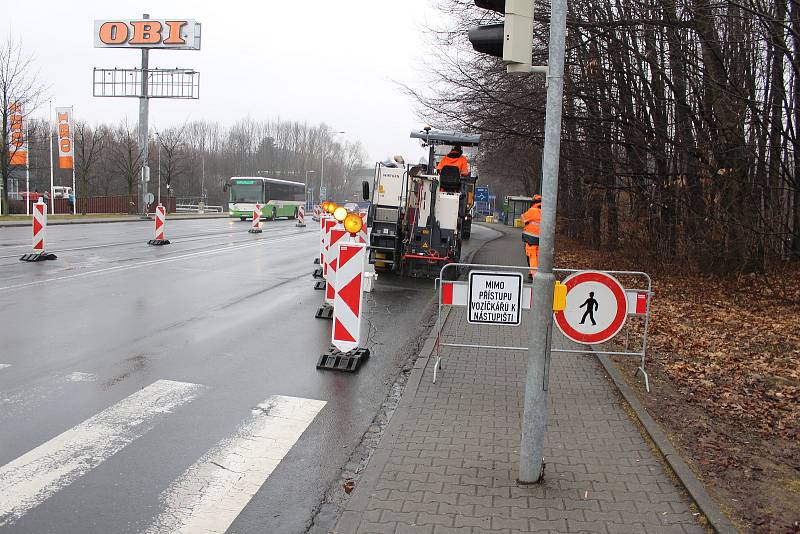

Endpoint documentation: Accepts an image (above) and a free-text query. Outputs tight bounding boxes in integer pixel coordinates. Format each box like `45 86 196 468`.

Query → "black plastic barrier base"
147 239 171 246
248 228 262 234
315 303 334 319
314 281 326 290
312 267 324 279
20 252 57 262
314 258 320 264
317 346 370 372
296 223 306 228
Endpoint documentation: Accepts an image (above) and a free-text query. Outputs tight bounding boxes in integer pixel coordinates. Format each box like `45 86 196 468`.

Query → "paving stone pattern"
336 229 703 534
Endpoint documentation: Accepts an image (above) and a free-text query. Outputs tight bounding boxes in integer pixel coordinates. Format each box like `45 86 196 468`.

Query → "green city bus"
226 176 305 220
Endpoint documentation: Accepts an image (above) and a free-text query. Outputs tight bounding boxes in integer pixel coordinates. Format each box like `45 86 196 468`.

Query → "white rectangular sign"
468 271 523 326
94 19 201 49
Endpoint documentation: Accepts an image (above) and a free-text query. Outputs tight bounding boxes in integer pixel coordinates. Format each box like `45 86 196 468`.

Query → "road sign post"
519 0 568 484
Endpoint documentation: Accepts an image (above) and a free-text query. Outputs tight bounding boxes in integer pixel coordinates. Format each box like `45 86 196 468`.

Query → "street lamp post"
305 170 316 210
321 130 346 201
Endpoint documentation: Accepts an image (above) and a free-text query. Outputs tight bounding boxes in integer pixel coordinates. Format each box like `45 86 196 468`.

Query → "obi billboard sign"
94 19 201 49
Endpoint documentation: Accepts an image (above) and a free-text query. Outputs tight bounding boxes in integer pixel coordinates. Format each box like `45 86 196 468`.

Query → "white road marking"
0 232 315 292
65 372 97 382
0 379 206 526
144 395 326 534
0 364 10 371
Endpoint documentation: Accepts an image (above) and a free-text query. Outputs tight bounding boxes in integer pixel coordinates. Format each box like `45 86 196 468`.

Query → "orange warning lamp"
344 213 363 235
326 202 338 214
333 206 348 222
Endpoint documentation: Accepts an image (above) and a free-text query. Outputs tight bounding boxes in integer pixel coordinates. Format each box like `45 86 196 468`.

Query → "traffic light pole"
518 0 568 483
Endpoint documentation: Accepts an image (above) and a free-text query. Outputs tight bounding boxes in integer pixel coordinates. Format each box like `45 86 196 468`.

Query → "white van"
52 186 73 199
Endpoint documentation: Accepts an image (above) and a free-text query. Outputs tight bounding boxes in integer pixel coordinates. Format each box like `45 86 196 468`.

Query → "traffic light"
468 0 534 73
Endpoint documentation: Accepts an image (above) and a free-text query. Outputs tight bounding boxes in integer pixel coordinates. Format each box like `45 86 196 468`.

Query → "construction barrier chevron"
296 205 306 227
20 199 57 262
147 204 171 246
249 203 263 234
317 241 370 371
316 222 346 319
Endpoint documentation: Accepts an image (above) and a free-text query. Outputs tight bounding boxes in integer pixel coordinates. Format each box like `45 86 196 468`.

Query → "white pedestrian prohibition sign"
467 271 523 326
554 270 628 344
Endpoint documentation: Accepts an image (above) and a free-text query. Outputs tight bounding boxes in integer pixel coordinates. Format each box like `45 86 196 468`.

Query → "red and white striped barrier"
20 199 57 261
147 204 171 246
322 217 337 277
325 225 348 306
296 205 306 227
331 242 366 352
316 240 370 371
249 203 263 234
439 280 648 316
313 205 321 220
316 222 346 319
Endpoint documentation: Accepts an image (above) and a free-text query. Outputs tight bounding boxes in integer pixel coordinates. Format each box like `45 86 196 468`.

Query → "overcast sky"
3 0 446 164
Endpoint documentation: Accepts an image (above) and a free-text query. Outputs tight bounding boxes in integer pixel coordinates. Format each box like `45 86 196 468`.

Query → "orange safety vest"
436 154 470 176
521 203 541 237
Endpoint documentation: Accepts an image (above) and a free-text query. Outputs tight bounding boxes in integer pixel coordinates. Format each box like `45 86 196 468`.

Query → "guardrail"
175 204 223 213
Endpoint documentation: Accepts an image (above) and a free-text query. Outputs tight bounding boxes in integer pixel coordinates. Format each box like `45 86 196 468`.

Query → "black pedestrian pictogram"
579 291 598 326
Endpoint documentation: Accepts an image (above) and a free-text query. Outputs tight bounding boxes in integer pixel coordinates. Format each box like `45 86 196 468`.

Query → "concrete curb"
594 351 738 534
0 213 229 228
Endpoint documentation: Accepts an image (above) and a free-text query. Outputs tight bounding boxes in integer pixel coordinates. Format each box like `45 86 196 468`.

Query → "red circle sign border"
554 271 628 344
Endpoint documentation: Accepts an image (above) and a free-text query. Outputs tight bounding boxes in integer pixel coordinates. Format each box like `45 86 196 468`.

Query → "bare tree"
0 37 47 214
74 122 108 214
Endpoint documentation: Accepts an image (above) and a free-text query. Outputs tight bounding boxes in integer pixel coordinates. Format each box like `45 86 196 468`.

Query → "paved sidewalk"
334 228 704 534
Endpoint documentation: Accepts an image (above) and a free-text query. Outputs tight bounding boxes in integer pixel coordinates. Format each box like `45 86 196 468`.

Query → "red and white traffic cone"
147 204 171 245
296 205 306 227
20 198 57 262
317 241 369 371
249 203 263 234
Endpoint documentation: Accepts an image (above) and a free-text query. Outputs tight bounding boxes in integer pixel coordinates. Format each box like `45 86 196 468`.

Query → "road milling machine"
364 128 481 279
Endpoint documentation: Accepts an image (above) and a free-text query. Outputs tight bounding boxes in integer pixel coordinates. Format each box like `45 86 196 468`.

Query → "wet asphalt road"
0 217 497 533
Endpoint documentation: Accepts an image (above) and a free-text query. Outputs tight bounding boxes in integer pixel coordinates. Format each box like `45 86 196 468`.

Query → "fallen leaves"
556 239 800 441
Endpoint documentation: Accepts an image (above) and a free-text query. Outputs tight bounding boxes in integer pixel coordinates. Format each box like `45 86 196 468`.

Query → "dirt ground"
554 238 800 533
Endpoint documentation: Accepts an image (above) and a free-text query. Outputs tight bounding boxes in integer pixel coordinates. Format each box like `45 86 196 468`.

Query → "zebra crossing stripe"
0 379 206 526
144 395 326 534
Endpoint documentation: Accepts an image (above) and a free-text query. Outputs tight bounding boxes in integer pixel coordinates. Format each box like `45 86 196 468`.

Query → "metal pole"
157 133 161 204
518 0 567 484
48 100 54 214
25 119 30 216
70 106 76 215
320 152 325 201
138 13 150 216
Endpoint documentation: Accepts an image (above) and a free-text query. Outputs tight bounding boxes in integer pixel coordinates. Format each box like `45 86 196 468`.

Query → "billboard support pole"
138 13 150 217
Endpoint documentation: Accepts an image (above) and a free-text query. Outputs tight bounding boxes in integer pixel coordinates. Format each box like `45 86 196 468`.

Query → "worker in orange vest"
521 195 542 279
436 145 470 176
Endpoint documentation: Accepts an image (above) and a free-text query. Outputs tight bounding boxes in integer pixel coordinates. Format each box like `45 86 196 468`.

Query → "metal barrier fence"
434 263 653 390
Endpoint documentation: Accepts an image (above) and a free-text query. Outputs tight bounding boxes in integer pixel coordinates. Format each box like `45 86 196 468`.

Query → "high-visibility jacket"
521 202 541 240
436 153 470 176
